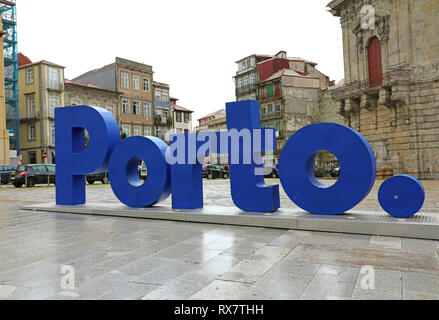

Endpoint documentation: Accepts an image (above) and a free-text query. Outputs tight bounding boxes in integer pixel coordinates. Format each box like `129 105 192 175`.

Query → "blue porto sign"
55 100 425 218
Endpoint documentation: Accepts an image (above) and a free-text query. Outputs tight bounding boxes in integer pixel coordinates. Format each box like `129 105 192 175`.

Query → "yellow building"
18 54 64 164
0 16 10 165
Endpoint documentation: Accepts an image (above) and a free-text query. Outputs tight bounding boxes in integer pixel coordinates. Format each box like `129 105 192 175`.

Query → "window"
176 111 182 123
27 95 35 118
26 68 34 84
28 124 36 141
144 127 151 136
143 78 150 92
244 76 249 87
274 82 280 97
275 103 281 115
51 123 55 145
28 152 37 164
121 72 129 88
246 59 251 68
154 89 161 101
122 124 131 136
155 127 162 138
143 102 151 119
368 37 383 88
122 99 130 114
250 74 255 85
260 87 266 100
133 101 141 115
238 79 242 88
133 125 142 136
268 104 273 113
184 113 190 123
48 95 60 117
162 90 169 102
48 68 60 90
132 75 140 90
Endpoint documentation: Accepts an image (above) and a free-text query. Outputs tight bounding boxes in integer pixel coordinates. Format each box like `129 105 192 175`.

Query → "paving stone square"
0 179 438 300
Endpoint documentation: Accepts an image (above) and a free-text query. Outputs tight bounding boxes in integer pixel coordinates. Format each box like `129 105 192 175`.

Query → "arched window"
367 37 383 87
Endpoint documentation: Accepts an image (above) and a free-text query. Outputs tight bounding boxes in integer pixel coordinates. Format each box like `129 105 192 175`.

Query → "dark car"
0 165 16 185
203 165 229 179
11 164 56 188
86 172 109 184
331 167 340 177
314 169 324 178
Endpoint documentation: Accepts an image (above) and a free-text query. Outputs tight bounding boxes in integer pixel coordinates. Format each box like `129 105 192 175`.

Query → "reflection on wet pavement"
0 180 438 300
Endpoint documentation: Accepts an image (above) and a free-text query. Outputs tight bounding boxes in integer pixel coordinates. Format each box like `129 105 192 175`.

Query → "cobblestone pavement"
0 179 438 300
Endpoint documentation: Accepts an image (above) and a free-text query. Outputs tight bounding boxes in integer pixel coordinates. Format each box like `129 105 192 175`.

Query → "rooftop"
18 53 64 69
64 79 122 93
173 105 194 113
197 109 226 122
260 68 319 83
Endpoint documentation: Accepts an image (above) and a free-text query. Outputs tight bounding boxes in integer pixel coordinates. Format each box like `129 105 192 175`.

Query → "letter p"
55 106 120 205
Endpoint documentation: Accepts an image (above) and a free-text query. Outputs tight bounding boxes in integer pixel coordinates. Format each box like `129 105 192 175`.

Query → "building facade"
234 51 339 166
234 54 273 101
327 0 439 179
18 56 65 165
170 97 193 134
195 109 227 132
153 81 172 141
64 79 123 122
73 57 154 139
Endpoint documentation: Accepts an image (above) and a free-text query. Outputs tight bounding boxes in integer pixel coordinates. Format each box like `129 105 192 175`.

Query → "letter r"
55 106 120 205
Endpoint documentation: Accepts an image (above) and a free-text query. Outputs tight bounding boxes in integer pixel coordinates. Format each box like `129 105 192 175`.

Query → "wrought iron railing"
330 69 411 100
261 111 282 120
236 84 256 95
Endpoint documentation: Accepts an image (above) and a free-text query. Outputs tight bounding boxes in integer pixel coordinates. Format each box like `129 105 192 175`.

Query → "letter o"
108 136 171 208
279 123 376 215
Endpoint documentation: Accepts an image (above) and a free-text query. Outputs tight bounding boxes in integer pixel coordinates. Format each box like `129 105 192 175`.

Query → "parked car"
11 164 56 188
331 167 340 177
138 162 147 181
314 169 324 178
0 165 16 185
86 172 109 184
203 165 229 179
263 166 279 178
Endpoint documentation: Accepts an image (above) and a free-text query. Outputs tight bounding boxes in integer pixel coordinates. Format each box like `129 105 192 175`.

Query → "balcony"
261 110 283 121
330 69 411 101
154 115 172 127
236 84 256 96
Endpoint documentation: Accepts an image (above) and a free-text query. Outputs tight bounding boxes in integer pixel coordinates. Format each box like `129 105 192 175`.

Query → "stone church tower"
327 0 439 179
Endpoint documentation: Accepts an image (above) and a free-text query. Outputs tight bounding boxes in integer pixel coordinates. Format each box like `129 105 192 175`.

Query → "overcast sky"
17 0 344 124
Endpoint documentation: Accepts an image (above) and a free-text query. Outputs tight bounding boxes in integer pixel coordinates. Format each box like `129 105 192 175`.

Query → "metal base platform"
20 203 439 240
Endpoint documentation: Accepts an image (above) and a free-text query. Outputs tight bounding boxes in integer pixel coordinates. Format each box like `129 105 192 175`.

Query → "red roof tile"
18 52 32 67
